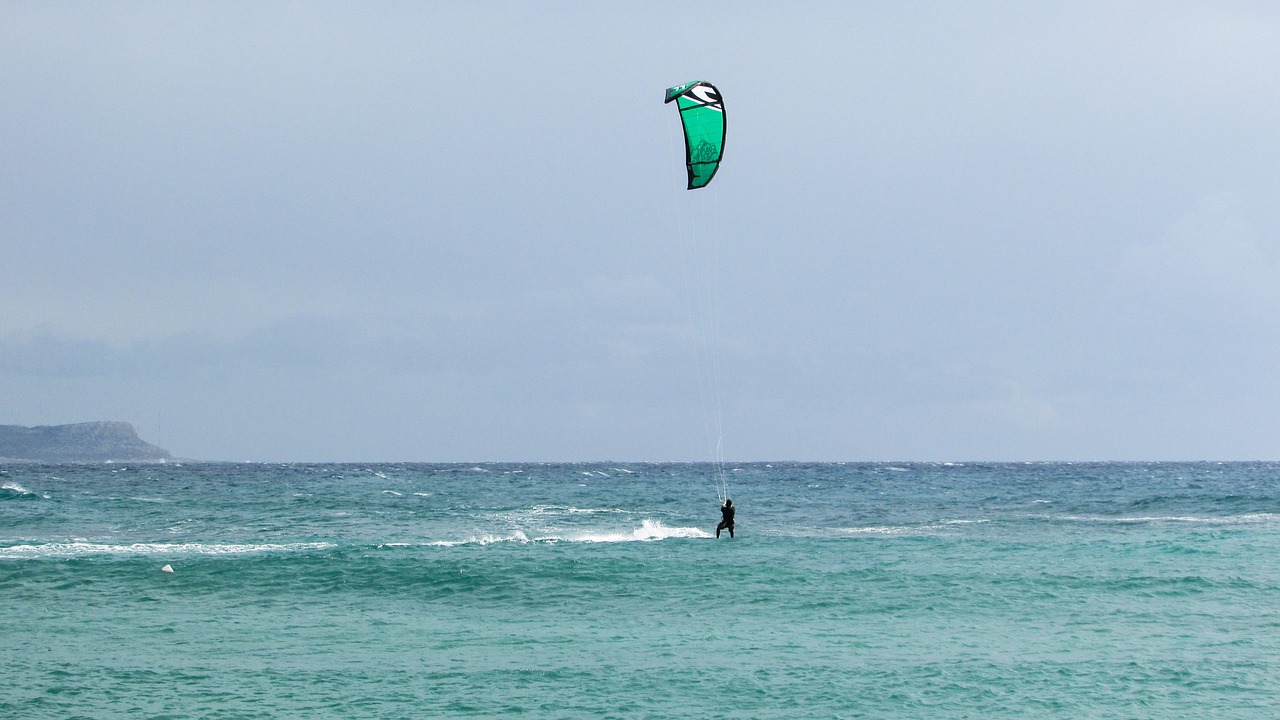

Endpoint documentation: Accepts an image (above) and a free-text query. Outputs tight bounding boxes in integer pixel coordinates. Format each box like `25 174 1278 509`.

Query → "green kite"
664 81 726 189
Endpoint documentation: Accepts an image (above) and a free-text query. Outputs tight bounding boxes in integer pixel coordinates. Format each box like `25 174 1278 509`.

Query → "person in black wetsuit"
716 498 735 538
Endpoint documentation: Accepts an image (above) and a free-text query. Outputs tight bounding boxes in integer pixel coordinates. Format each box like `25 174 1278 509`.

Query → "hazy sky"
4 2 1280 461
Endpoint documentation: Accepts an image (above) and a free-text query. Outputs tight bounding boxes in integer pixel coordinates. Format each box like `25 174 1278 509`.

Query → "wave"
427 531 532 547
839 519 990 536
486 505 638 528
526 504 633 516
427 519 710 546
1 481 48 499
840 525 920 536
1051 513 1280 525
836 512 1279 536
555 519 710 543
0 540 335 559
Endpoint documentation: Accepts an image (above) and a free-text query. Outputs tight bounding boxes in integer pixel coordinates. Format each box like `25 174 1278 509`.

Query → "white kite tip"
161 564 174 574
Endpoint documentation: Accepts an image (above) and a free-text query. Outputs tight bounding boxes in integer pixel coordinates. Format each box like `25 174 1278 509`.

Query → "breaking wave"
0 541 336 559
427 519 710 546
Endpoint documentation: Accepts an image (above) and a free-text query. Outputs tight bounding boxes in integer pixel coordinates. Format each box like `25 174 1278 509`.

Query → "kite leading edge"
664 81 726 190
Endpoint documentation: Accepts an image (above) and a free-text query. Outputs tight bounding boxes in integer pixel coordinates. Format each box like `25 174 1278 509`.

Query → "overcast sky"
3 2 1280 461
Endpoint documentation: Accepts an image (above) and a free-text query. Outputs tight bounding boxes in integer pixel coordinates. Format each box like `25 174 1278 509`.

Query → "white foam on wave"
840 519 988 536
2 482 49 499
0 540 335 559
1054 513 1280 525
524 504 632 517
382 490 403 496
841 525 917 536
427 520 710 546
556 519 710 543
428 531 531 547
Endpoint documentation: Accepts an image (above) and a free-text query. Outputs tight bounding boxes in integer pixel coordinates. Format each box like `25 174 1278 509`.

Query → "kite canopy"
664 81 726 190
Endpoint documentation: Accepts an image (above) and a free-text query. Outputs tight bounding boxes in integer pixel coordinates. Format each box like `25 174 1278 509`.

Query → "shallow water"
4 462 1280 718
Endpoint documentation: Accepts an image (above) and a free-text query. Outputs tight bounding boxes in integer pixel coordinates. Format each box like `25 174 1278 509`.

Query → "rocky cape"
0 422 173 463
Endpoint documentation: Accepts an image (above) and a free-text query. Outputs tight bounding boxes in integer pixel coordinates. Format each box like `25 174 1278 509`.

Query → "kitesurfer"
716 498 735 538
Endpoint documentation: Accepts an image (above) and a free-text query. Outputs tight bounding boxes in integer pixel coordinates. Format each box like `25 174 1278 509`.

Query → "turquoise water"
4 462 1280 718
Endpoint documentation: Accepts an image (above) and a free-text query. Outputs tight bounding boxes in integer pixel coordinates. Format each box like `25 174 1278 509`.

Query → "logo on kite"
687 85 722 110
691 140 719 164
664 81 726 189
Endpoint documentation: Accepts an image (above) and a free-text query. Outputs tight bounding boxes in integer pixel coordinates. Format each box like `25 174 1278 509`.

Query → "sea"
3 461 1280 719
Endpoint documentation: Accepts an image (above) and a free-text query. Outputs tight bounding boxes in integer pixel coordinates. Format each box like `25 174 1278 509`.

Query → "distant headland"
0 422 172 463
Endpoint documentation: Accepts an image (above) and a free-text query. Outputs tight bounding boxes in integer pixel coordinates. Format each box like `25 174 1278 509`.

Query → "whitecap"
3 482 51 499
841 525 915 536
1055 513 1280 525
427 520 709 546
0 541 335 559
427 531 531 547
553 519 711 543
840 519 985 536
1228 513 1280 523
381 490 403 496
525 504 631 516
